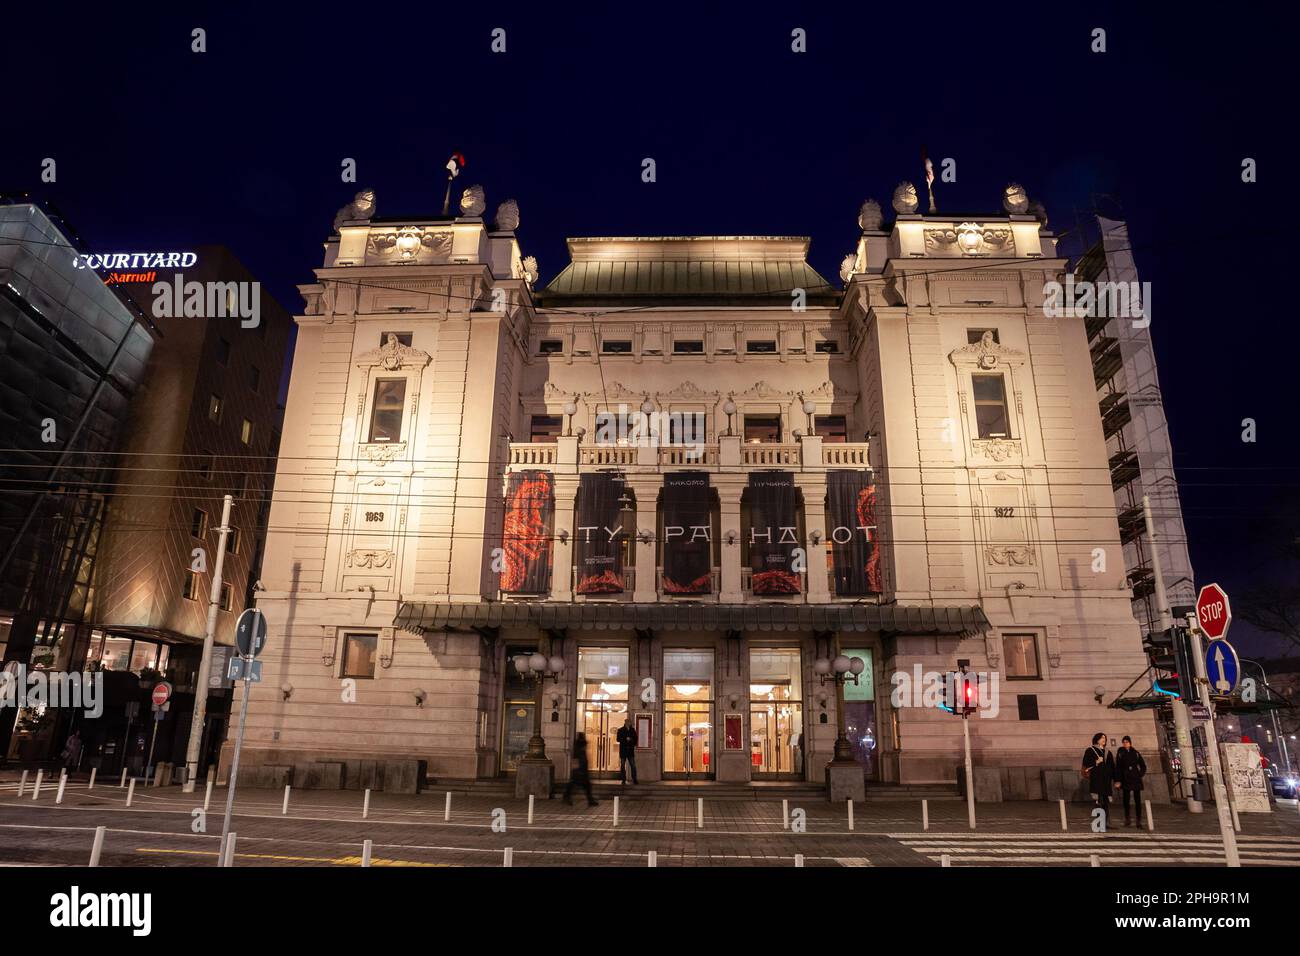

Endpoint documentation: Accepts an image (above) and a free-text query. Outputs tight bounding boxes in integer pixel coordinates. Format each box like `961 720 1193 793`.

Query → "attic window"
602 340 633 354
673 340 704 354
383 332 413 346
538 339 563 355
815 340 840 354
746 340 777 354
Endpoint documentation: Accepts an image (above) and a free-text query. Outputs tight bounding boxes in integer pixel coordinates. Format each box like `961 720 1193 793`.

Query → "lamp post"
815 650 865 763
723 398 737 436
801 397 817 436
563 402 578 437
514 650 566 760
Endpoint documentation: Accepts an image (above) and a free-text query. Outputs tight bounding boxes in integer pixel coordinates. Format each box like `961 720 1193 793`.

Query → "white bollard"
32 770 43 800
647 850 657 867
794 853 804 867
126 778 135 807
119 769 127 788
17 770 27 797
528 794 535 824
444 791 452 822
361 839 373 867
204 778 214 811
941 853 951 868
222 832 237 868
922 799 929 831
282 785 291 815
697 797 703 828
847 799 854 831
56 771 67 805
88 767 97 790
783 798 790 830
503 846 513 867
1060 799 1068 831
363 788 371 819
613 795 619 827
1231 807 1241 832
1090 854 1100 868
1145 799 1155 831
89 825 106 867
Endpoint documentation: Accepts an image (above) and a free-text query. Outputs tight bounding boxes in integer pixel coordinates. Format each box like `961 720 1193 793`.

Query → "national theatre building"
230 182 1159 800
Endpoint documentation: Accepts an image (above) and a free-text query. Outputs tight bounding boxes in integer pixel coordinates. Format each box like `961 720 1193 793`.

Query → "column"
551 476 578 601
718 480 743 602
628 478 660 602
796 473 830 602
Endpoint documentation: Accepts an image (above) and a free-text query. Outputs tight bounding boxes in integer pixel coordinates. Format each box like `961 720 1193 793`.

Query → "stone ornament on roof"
460 185 486 217
1002 183 1030 215
892 181 919 215
925 222 1014 256
333 189 376 232
494 199 520 232
357 333 432 370
858 199 883 232
521 255 539 285
367 226 453 261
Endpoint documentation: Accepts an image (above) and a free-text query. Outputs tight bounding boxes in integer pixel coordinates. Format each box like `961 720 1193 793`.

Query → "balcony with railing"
507 434 872 474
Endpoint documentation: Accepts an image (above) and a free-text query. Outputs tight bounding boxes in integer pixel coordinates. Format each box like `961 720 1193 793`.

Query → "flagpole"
442 177 453 216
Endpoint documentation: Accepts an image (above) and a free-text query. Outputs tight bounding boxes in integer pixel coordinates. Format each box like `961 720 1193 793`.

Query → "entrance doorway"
663 649 713 778
749 647 804 778
500 645 537 774
576 647 629 776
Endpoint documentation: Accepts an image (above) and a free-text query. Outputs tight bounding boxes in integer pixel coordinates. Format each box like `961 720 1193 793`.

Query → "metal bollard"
362 839 373 867
613 795 619 827
126 778 135 807
56 771 67 805
922 799 929 831
1145 799 1155 831
1231 807 1241 832
363 788 371 819
89 825 106 867
697 797 703 828
222 832 238 868
445 791 452 822
204 778 214 811
794 853 804 867
783 798 790 830
647 850 657 867
847 799 854 831
503 846 513 867
528 794 535 825
282 785 291 815
17 770 28 797
32 770 43 800
941 853 951 868
1060 799 1068 831
119 769 127 788
1090 854 1100 868
88 767 97 790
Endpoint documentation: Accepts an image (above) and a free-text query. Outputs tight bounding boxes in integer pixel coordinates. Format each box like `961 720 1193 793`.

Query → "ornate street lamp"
801 396 817 436
815 651 865 762
516 651 566 760
723 397 737 436
563 401 578 437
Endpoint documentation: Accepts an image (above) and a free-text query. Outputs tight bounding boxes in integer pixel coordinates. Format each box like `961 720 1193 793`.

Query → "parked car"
1268 768 1299 799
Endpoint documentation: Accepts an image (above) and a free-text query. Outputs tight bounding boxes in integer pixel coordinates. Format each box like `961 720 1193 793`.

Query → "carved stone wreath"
356 334 431 371
360 442 407 466
367 226 453 261
924 222 1014 256
985 546 1035 567
973 438 1022 462
346 549 396 569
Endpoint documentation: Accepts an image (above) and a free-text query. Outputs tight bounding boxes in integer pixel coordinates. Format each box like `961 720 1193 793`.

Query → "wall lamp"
414 688 428 708
280 682 294 702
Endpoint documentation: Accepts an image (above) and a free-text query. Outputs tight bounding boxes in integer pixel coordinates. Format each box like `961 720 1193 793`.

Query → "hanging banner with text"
749 471 802 595
575 472 626 594
662 471 712 595
500 470 554 593
826 470 882 596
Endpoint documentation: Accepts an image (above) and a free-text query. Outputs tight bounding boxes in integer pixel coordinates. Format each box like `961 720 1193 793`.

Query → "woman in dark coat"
1115 735 1148 828
1080 732 1118 828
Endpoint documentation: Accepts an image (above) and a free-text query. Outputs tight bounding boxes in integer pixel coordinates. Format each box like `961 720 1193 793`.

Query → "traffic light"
1144 625 1195 701
943 670 978 716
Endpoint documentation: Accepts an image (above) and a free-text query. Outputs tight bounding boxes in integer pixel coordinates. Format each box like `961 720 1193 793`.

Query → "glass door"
577 647 629 776
663 649 713 778
749 648 804 778
501 645 536 774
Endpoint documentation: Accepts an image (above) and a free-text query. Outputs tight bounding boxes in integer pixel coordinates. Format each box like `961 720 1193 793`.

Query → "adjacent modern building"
232 181 1163 798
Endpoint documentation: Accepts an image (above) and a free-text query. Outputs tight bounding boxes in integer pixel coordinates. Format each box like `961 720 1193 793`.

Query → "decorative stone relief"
345 549 396 569
360 442 407 466
985 545 1036 567
356 334 431 371
948 330 1027 370
656 380 717 401
925 222 1014 256
972 438 1022 462
367 226 452 262
737 380 791 399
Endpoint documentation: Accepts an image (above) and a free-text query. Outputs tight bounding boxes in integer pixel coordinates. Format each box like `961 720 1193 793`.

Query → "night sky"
5 3 1296 657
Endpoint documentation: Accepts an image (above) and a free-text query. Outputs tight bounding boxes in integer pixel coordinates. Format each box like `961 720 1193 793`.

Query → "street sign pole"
1185 612 1240 867
219 655 254 865
183 493 234 792
1143 495 1201 810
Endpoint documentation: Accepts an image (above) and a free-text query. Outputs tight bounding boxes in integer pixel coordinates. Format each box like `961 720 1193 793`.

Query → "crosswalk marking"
834 857 873 867
895 832 1300 867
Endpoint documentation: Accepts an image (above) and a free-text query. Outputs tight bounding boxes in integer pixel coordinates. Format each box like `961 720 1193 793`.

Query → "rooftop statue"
858 198 883 232
494 199 521 232
460 185 487 217
1003 183 1030 215
892 181 918 215
333 189 376 232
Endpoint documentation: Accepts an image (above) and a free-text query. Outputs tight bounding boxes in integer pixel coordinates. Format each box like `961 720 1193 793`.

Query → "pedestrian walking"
1080 732 1117 829
60 730 83 773
563 732 600 807
616 717 638 785
1115 735 1147 828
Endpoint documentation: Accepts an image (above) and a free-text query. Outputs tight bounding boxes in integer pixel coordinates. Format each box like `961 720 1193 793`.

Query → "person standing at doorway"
60 730 83 773
564 732 600 807
1115 735 1147 827
616 717 638 785
1081 732 1117 829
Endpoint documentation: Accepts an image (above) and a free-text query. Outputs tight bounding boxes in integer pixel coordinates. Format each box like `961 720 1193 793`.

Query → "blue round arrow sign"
235 608 269 658
1204 639 1239 695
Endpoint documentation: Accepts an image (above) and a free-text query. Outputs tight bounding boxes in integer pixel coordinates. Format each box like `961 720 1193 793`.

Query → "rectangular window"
972 374 1010 439
249 365 260 393
226 527 240 555
383 332 413 347
602 340 633 354
342 632 378 679
367 378 406 442
668 414 707 446
216 337 231 365
240 418 254 446
199 453 214 480
745 340 777 354
208 395 223 423
1017 694 1040 721
743 414 781 444
815 340 840 354
529 414 563 443
673 340 704 354
130 640 159 674
190 508 208 539
1002 633 1041 679
219 583 233 611
818 415 848 443
967 329 999 344
538 339 563 355
182 571 200 601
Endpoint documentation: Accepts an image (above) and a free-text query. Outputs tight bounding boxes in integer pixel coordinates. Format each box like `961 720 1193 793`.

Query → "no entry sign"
151 681 172 707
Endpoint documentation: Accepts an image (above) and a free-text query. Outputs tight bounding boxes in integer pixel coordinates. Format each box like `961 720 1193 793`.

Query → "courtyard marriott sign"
73 251 198 271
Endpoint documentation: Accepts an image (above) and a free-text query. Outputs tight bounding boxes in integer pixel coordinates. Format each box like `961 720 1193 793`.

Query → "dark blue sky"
6 3 1297 656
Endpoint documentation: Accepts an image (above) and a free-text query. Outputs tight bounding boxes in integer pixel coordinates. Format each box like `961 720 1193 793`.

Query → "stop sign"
151 681 173 707
1195 583 1232 640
